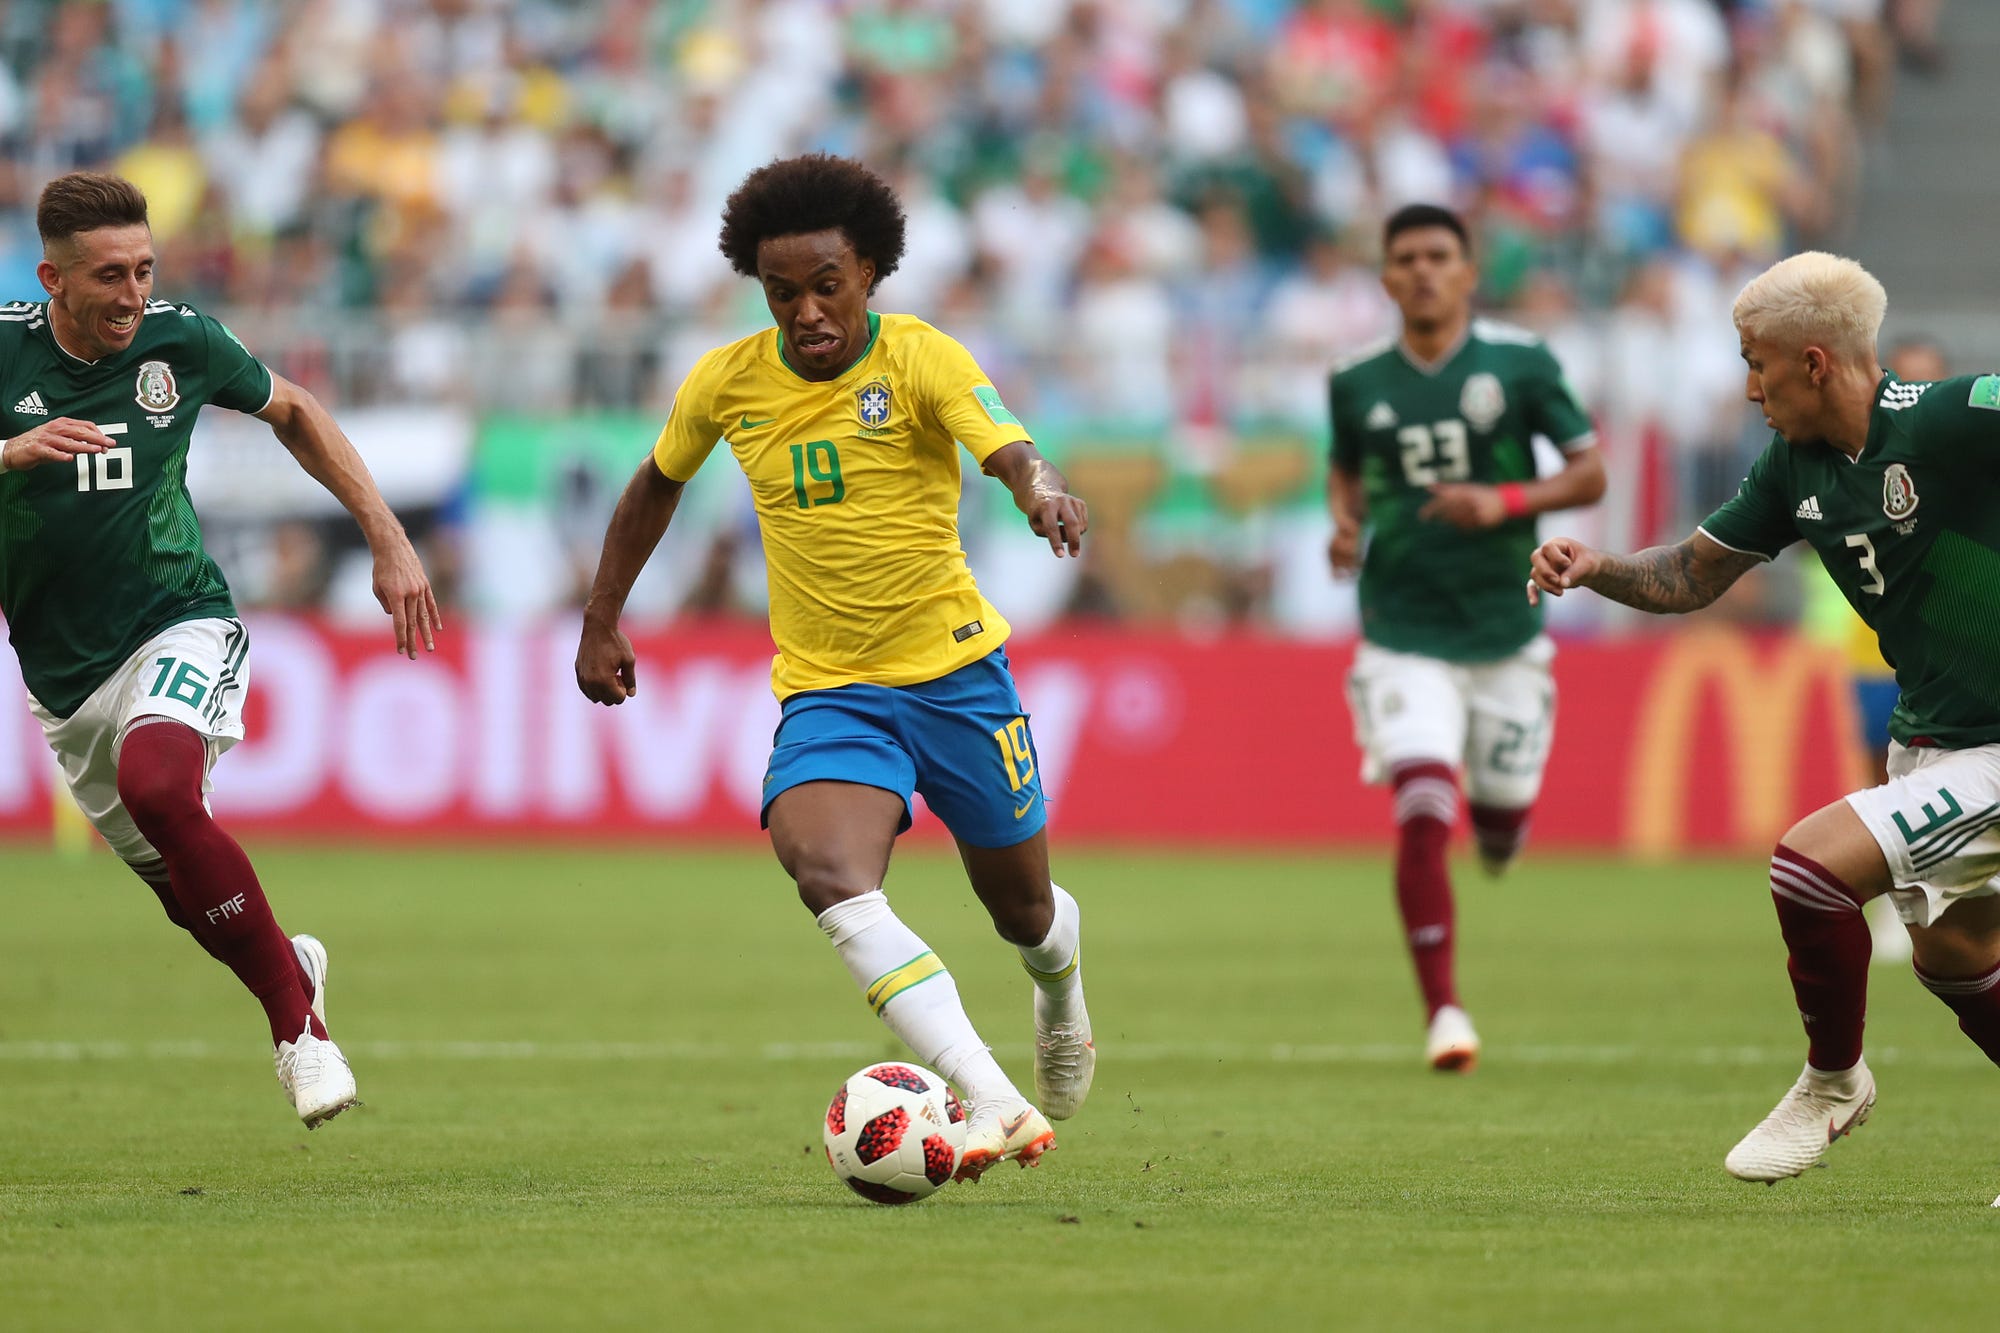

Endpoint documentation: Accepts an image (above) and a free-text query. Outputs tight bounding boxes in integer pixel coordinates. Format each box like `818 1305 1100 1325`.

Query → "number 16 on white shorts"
26 617 249 861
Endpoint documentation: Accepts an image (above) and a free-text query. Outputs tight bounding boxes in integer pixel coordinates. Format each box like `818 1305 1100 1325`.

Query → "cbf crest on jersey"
135 360 179 412
856 378 893 432
1459 372 1505 431
1883 462 1919 520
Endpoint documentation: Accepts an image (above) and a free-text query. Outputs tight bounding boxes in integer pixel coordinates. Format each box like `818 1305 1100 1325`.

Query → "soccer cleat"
1034 991 1096 1120
1425 1004 1479 1072
1724 1059 1875 1183
274 1017 357 1129
954 1098 1055 1182
292 934 329 1027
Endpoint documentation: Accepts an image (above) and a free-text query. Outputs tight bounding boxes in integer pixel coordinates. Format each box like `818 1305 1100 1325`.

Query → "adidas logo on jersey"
13 391 47 416
1881 381 1931 412
1365 401 1399 430
1796 496 1824 521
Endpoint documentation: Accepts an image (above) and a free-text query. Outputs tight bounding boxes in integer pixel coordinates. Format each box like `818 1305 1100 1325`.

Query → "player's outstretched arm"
575 458 685 706
1527 530 1762 614
256 375 440 658
1326 465 1365 576
0 418 116 473
983 440 1087 557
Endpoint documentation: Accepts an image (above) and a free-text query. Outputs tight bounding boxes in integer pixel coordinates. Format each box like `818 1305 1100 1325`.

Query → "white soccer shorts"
26 617 250 862
1847 740 2000 927
1345 635 1556 810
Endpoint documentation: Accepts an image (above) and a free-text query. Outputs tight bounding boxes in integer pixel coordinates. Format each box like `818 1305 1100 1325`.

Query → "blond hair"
1732 252 1886 360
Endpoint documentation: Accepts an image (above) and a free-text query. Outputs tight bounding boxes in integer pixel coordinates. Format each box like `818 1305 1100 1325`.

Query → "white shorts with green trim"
1344 635 1556 809
26 617 250 862
1847 740 2000 927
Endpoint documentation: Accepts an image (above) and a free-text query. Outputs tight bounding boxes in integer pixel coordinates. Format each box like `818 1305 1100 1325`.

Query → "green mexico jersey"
0 298 272 717
1704 373 2000 747
1330 319 1595 661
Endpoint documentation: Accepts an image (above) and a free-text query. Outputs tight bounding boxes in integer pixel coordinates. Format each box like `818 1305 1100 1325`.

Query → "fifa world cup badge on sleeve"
972 385 1021 427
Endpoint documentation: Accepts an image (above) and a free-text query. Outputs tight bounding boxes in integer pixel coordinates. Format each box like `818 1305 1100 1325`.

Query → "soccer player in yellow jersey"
574 155 1093 1180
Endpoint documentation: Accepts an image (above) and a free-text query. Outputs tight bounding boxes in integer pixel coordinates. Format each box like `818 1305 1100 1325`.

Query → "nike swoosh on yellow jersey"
738 415 776 430
1014 793 1039 819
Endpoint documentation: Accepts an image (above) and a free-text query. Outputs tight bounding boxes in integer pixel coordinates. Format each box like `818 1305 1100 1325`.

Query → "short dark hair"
1383 203 1470 257
718 154 905 293
38 172 149 249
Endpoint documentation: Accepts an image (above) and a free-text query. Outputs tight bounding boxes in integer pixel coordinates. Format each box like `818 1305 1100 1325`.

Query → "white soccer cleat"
1725 1059 1875 1183
292 934 329 1027
1426 1004 1479 1073
274 1018 357 1129
954 1097 1055 1182
1034 990 1096 1120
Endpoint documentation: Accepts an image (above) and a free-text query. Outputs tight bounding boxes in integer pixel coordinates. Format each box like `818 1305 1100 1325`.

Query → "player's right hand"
575 619 638 705
0 418 115 471
1527 536 1600 604
1327 525 1362 577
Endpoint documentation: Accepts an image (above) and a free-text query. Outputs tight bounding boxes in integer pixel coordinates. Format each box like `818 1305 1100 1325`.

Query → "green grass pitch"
4 842 1999 1330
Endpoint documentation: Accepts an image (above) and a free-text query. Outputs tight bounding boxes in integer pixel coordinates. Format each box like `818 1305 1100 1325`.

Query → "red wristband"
1498 483 1530 519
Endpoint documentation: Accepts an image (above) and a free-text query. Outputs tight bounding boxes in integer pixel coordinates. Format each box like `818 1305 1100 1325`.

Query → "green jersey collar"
44 301 106 366
1855 372 1897 463
777 310 881 381
1396 325 1471 377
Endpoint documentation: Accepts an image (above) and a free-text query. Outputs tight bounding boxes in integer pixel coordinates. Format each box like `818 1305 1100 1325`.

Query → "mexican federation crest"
1883 462 1919 521
1459 372 1505 432
856 379 893 431
135 360 180 413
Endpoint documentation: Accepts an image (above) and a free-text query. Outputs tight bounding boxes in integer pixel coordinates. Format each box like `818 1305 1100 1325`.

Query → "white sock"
1018 883 1083 1008
817 890 1019 1104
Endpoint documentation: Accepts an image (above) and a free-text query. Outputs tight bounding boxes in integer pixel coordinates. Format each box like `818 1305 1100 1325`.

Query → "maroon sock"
132 852 316 1005
1915 959 2000 1067
1392 762 1459 1019
1469 803 1531 869
1768 843 1870 1072
117 723 323 1044
127 856 225 963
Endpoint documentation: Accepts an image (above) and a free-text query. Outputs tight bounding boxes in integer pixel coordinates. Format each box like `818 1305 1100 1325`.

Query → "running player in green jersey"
1532 251 2000 1189
1329 204 1604 1072
0 172 440 1128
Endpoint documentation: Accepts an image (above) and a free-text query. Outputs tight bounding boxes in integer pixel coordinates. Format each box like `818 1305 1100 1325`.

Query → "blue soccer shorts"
760 648 1048 848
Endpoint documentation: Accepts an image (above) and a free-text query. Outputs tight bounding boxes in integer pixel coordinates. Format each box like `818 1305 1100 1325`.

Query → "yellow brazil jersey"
653 311 1030 700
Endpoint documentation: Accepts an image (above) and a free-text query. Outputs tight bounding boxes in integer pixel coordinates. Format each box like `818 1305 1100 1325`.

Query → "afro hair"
717 154 906 294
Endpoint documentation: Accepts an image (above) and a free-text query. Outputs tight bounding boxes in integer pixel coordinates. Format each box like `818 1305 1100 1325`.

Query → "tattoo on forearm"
1585 543 1753 614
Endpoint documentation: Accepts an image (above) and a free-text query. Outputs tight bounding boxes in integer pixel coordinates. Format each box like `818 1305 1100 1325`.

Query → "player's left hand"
1419 483 1506 530
372 536 442 659
1023 488 1089 557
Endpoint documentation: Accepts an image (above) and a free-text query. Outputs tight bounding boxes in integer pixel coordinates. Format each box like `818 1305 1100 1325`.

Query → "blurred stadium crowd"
0 0 1949 631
